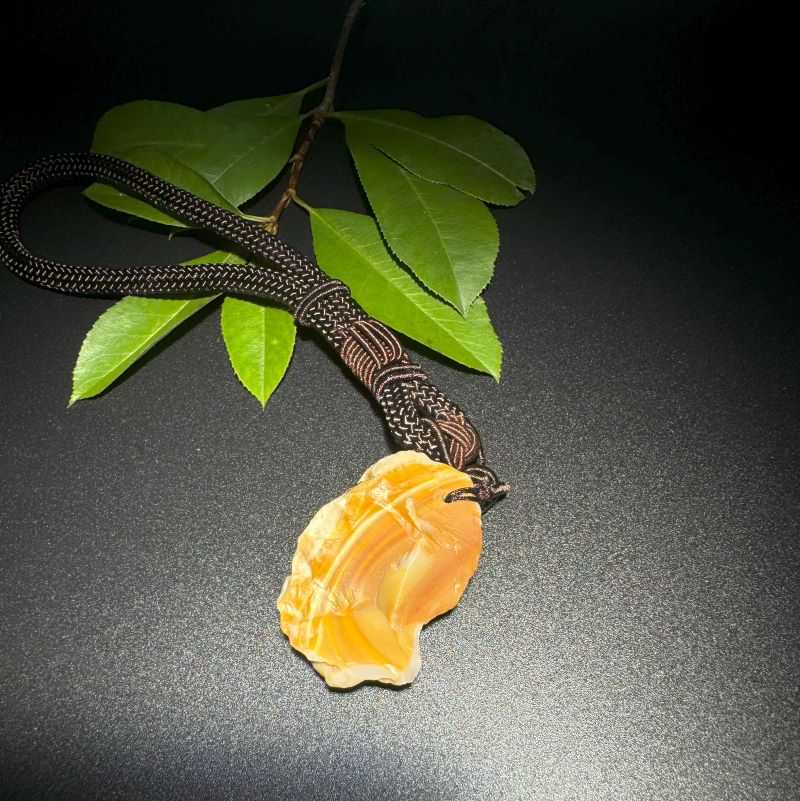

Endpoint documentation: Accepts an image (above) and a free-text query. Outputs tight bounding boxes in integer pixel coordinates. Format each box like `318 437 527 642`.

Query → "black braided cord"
0 152 509 509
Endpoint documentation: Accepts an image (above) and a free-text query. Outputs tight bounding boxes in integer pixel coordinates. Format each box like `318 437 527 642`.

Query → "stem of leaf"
262 0 364 235
302 77 330 95
291 195 312 214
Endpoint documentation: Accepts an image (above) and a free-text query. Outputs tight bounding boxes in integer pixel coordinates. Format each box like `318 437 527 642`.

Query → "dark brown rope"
0 152 509 509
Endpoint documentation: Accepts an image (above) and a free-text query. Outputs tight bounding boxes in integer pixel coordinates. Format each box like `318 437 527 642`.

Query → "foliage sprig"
72 0 534 405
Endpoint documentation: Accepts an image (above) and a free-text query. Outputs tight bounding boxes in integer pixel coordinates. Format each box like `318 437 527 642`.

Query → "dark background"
1 1 797 799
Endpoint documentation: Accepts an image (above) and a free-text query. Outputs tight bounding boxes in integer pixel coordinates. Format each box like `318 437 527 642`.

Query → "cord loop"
0 152 509 510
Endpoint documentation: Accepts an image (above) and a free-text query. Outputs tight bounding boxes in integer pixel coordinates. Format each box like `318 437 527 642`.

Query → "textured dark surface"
1 2 798 799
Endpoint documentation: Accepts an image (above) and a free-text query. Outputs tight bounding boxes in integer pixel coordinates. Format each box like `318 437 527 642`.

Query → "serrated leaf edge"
305 205 502 379
220 297 296 408
346 136 499 316
339 110 533 206
69 295 218 404
69 252 244 404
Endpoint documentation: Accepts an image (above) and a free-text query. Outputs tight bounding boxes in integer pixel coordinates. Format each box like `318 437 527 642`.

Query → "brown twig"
263 0 365 233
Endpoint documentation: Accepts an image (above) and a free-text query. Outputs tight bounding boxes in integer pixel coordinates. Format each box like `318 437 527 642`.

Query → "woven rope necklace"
1 152 509 687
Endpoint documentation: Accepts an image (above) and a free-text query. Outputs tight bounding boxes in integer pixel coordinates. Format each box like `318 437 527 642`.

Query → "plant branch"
263 0 364 233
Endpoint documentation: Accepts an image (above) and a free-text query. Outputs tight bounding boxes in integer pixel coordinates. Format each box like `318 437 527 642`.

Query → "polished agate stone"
277 451 482 688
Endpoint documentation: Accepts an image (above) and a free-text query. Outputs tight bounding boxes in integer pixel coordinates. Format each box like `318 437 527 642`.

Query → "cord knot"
445 465 510 510
294 279 350 326
372 362 428 401
339 319 405 388
419 414 481 470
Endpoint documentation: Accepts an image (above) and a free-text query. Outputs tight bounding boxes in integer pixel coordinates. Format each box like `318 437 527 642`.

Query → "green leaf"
86 97 304 222
306 206 502 380
84 149 239 227
339 109 535 206
70 251 244 403
86 100 231 225
83 182 187 227
221 297 296 407
181 115 303 207
207 90 307 124
347 132 498 315
91 100 228 160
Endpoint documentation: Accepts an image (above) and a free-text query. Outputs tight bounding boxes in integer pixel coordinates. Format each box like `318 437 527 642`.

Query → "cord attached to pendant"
0 152 509 509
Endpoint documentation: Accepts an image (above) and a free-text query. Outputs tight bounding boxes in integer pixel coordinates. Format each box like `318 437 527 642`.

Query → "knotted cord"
0 152 509 509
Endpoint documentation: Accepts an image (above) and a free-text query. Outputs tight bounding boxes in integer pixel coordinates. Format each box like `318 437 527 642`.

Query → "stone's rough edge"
276 451 481 689
311 624 423 688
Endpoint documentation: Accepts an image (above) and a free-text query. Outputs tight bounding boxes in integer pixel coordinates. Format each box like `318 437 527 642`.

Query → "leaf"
306 206 502 380
83 182 186 228
86 101 230 225
91 100 228 160
182 115 303 207
84 149 239 227
208 90 307 124
347 132 498 315
86 97 303 222
339 109 535 206
221 297 296 407
70 251 244 403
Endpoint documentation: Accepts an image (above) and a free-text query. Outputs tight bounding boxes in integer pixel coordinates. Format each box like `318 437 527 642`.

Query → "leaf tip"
492 345 504 383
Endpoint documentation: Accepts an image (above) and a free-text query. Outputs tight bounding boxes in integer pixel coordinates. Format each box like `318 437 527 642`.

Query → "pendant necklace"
0 153 509 687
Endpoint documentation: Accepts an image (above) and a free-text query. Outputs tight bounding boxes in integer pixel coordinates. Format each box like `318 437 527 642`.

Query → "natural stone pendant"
277 451 482 688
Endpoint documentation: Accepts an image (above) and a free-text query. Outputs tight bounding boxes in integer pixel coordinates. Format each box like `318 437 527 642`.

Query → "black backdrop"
1 2 797 799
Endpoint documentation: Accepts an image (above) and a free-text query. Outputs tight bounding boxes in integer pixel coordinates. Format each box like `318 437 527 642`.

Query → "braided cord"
0 153 509 508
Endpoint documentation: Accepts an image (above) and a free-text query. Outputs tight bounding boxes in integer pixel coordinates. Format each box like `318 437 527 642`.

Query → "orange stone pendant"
276 451 483 688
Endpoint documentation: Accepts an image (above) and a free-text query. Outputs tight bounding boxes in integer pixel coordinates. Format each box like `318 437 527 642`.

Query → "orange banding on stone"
277 451 482 688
